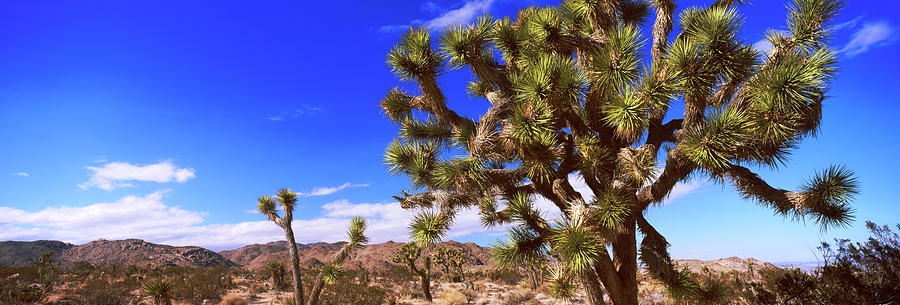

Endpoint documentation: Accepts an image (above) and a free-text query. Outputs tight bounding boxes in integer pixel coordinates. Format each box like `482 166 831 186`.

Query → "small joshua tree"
258 188 305 305
307 216 369 305
142 277 175 305
265 260 287 290
33 251 59 302
433 246 467 282
391 242 434 302
258 190 369 305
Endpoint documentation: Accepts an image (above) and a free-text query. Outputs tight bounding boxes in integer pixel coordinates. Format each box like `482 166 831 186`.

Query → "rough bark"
283 224 304 305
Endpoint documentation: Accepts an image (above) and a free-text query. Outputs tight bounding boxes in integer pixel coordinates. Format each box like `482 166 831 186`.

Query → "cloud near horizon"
0 191 492 251
11 172 29 177
78 160 196 191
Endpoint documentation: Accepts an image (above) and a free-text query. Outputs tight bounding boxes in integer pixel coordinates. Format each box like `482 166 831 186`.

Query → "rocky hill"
58 239 238 268
0 240 74 267
675 256 779 275
220 240 493 271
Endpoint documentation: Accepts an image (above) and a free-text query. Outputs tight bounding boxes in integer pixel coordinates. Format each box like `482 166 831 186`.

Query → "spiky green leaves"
384 140 439 189
682 107 751 171
576 134 616 179
801 165 858 230
787 0 843 50
440 15 496 69
142 277 175 303
669 6 757 97
507 99 562 183
492 226 547 269
524 7 574 54
547 263 577 301
410 210 449 248
346 217 369 248
551 204 605 274
257 195 277 219
603 87 648 142
379 88 414 123
517 54 586 107
388 27 445 81
747 48 836 144
258 189 299 224
590 25 644 93
617 0 651 27
321 263 344 284
400 118 453 145
433 157 488 190
277 188 297 212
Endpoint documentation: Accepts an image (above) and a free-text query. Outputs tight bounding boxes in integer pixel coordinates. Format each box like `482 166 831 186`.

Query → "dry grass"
435 288 468 305
219 293 249 305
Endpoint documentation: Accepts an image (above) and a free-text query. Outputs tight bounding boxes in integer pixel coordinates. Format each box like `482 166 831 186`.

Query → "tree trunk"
283 224 305 305
419 270 433 303
580 271 608 305
611 220 639 305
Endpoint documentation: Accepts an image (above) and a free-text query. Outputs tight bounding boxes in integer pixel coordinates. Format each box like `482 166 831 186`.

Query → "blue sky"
0 0 897 262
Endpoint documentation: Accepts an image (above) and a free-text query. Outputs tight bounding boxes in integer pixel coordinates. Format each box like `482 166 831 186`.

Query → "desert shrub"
485 268 523 285
171 266 234 303
315 269 388 305
0 265 43 304
73 275 137 305
218 293 248 305
500 287 540 305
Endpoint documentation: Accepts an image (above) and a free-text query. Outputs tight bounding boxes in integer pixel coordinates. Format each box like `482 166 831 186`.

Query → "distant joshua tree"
265 260 287 290
378 0 859 304
391 242 434 302
306 216 369 305
257 189 369 305
258 188 305 305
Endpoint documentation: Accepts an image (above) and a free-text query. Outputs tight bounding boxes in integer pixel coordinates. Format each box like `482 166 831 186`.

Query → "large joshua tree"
378 0 858 304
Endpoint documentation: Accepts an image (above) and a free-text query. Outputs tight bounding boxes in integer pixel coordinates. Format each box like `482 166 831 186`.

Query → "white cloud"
425 0 495 28
78 160 196 191
11 172 29 177
297 182 370 197
267 105 322 122
832 15 865 32
841 21 895 57
661 178 706 205
379 0 495 33
0 192 494 251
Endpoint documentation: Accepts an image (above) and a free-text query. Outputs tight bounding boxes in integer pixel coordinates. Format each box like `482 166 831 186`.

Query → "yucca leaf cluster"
379 0 857 303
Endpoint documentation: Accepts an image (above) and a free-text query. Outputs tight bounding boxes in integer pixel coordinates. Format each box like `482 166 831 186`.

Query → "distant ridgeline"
1 239 784 275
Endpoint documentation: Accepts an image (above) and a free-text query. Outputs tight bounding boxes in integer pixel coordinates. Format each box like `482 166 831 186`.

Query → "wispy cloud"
841 20 895 57
0 192 492 251
379 0 496 33
661 178 707 205
297 182 370 197
426 0 495 28
267 105 322 122
832 15 865 32
11 172 29 177
79 160 196 191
